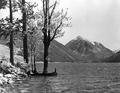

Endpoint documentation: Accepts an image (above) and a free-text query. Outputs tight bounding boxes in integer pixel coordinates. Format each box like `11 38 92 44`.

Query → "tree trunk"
22 0 28 63
30 49 33 72
10 32 14 65
9 0 14 65
33 55 37 73
43 43 49 74
23 34 28 63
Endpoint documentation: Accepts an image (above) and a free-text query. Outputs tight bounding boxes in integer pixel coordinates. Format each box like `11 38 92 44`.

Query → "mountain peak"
65 36 114 62
76 36 84 40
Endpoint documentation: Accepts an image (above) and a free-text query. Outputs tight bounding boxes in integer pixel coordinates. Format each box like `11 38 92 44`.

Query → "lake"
5 62 120 93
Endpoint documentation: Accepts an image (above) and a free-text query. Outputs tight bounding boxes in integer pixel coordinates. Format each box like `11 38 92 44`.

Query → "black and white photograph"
0 0 120 93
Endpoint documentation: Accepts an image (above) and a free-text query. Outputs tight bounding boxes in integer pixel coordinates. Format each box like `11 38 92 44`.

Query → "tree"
0 0 14 65
20 0 37 64
26 3 41 72
37 0 70 74
28 28 41 73
0 0 37 66
9 0 14 65
21 0 29 63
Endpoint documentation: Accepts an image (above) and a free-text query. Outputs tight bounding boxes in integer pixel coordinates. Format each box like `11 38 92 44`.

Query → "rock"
0 80 4 85
4 74 16 78
0 77 8 85
0 44 30 92
0 74 3 77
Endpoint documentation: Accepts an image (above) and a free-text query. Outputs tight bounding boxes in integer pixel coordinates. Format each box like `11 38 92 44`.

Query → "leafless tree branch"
50 21 62 41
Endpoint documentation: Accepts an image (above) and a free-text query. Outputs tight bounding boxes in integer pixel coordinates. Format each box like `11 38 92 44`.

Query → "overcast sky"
56 0 120 51
1 0 120 50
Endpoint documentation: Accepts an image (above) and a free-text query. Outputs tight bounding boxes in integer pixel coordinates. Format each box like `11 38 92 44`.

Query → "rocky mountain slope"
0 39 85 62
0 36 114 62
35 40 85 62
104 51 120 62
65 36 114 62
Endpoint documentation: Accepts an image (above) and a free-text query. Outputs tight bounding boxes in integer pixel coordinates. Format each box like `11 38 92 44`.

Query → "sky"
57 0 120 51
1 0 120 50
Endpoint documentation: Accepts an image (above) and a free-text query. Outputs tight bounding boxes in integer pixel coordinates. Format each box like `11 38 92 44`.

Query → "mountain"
0 36 114 62
65 36 114 62
35 40 85 62
104 51 120 62
0 38 85 62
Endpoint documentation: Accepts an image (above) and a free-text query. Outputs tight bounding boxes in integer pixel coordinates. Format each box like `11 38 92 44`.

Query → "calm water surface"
5 63 120 93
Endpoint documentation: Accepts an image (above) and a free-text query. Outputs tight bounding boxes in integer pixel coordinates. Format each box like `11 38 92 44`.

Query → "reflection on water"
5 63 120 93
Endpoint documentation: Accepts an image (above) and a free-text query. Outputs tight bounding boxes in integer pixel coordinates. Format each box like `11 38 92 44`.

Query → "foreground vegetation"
0 0 70 92
0 56 29 93
0 0 70 75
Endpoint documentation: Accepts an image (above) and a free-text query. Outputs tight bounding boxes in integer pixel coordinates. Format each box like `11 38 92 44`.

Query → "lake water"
5 62 120 93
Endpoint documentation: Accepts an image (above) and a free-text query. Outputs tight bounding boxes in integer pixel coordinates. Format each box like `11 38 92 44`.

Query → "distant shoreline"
36 61 67 63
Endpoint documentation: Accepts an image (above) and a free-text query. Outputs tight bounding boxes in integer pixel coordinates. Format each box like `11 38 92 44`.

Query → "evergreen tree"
9 0 14 65
22 0 28 63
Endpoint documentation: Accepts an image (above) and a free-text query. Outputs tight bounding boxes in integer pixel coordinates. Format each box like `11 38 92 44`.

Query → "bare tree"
28 28 41 73
27 16 41 72
36 0 70 74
